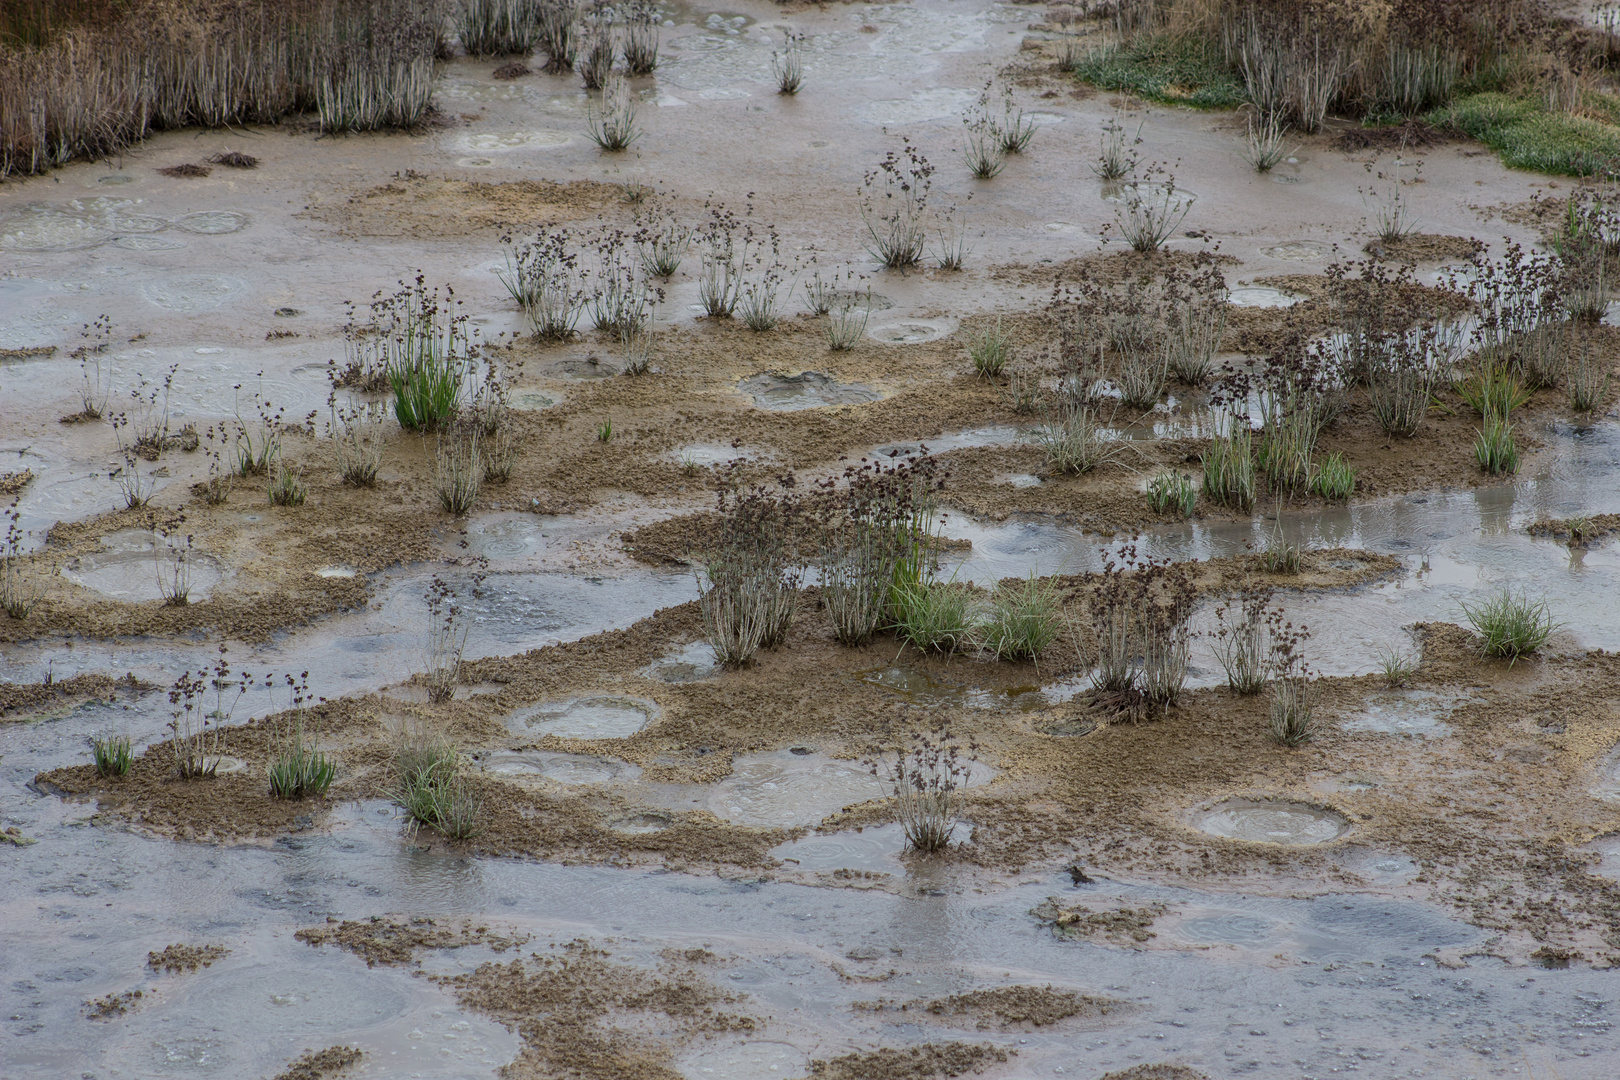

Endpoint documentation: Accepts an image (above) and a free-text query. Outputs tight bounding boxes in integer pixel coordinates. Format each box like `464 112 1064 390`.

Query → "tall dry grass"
0 0 444 178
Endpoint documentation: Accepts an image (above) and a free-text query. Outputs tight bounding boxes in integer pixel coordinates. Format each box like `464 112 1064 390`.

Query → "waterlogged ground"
5 1 1620 1078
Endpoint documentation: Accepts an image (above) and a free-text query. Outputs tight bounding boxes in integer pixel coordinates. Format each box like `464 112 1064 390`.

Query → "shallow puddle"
643 640 721 683
707 750 892 828
1227 286 1300 308
866 317 957 344
508 695 661 740
478 750 642 786
737 371 881 410
677 1039 810 1079
1196 799 1351 845
60 529 227 603
1340 689 1472 737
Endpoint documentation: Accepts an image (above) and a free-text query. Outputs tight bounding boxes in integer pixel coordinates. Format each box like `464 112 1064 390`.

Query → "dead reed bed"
0 0 444 178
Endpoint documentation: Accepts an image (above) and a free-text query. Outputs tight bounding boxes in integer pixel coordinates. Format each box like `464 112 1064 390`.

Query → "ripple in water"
173 210 249 235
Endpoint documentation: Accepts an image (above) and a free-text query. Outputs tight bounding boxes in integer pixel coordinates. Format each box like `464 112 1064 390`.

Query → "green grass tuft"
1460 588 1558 662
1069 36 1246 110
1429 93 1620 177
980 574 1059 662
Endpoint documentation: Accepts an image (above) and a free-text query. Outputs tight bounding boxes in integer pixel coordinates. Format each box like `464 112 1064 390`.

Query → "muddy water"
4 730 1618 1078
3 0 1619 1075
948 416 1620 676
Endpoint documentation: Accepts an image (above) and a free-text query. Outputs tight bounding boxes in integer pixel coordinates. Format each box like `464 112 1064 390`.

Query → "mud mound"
310 175 620 237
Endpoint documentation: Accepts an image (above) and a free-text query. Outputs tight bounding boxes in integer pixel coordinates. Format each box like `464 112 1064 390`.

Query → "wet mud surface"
6 0 1620 1077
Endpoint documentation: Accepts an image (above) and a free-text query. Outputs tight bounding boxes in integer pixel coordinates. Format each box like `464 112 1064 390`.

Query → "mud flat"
5 1 1620 1078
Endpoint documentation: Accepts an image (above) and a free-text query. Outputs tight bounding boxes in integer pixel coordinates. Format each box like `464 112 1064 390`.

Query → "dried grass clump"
208 149 257 168
158 162 210 178
1 0 444 177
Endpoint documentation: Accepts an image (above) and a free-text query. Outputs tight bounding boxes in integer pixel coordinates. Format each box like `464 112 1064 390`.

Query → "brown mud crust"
1333 119 1450 152
0 345 56 361
1363 233 1484 264
857 985 1120 1030
306 175 621 237
37 570 1620 958
85 988 143 1019
0 468 33 495
157 162 211 178
492 61 531 79
1 672 137 721
2 467 439 642
270 1046 363 1080
1097 1066 1210 1080
1235 272 1471 355
1529 513 1620 548
989 248 1239 291
810 1042 1010 1080
147 942 229 973
1031 899 1169 946
35 697 377 841
296 916 528 967
440 939 758 1080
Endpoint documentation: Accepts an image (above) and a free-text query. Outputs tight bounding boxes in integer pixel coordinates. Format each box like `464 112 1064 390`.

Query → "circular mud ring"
1196 799 1349 845
173 211 249 235
866 318 957 345
1038 717 1096 737
607 811 672 835
1260 240 1334 261
510 695 661 739
1227 287 1300 309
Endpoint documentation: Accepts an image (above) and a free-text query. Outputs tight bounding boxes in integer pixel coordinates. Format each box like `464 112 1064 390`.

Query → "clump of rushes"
266 455 307 507
1457 363 1532 418
1035 401 1117 475
577 20 616 90
963 120 1006 179
434 426 481 516
980 573 1058 663
596 417 613 442
1308 452 1355 500
969 318 1011 379
826 299 870 351
818 454 943 646
1258 519 1302 575
91 734 133 778
1473 411 1519 475
1085 550 1196 720
1461 588 1558 662
333 401 386 487
587 74 639 151
1211 580 1272 695
1112 169 1193 253
1 505 44 619
997 82 1035 155
1091 113 1138 180
1567 336 1609 416
870 724 976 853
860 139 932 270
891 579 978 654
393 728 482 840
622 0 659 75
1202 418 1256 511
1376 643 1419 687
383 280 472 432
699 481 802 667
422 575 474 703
933 212 971 271
482 422 515 483
267 676 334 800
771 31 803 95
1240 111 1293 172
1146 471 1196 517
268 730 335 800
1267 616 1314 746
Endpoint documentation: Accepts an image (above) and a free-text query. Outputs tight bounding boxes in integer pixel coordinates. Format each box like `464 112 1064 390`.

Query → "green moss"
1071 36 1246 110
1428 92 1620 177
